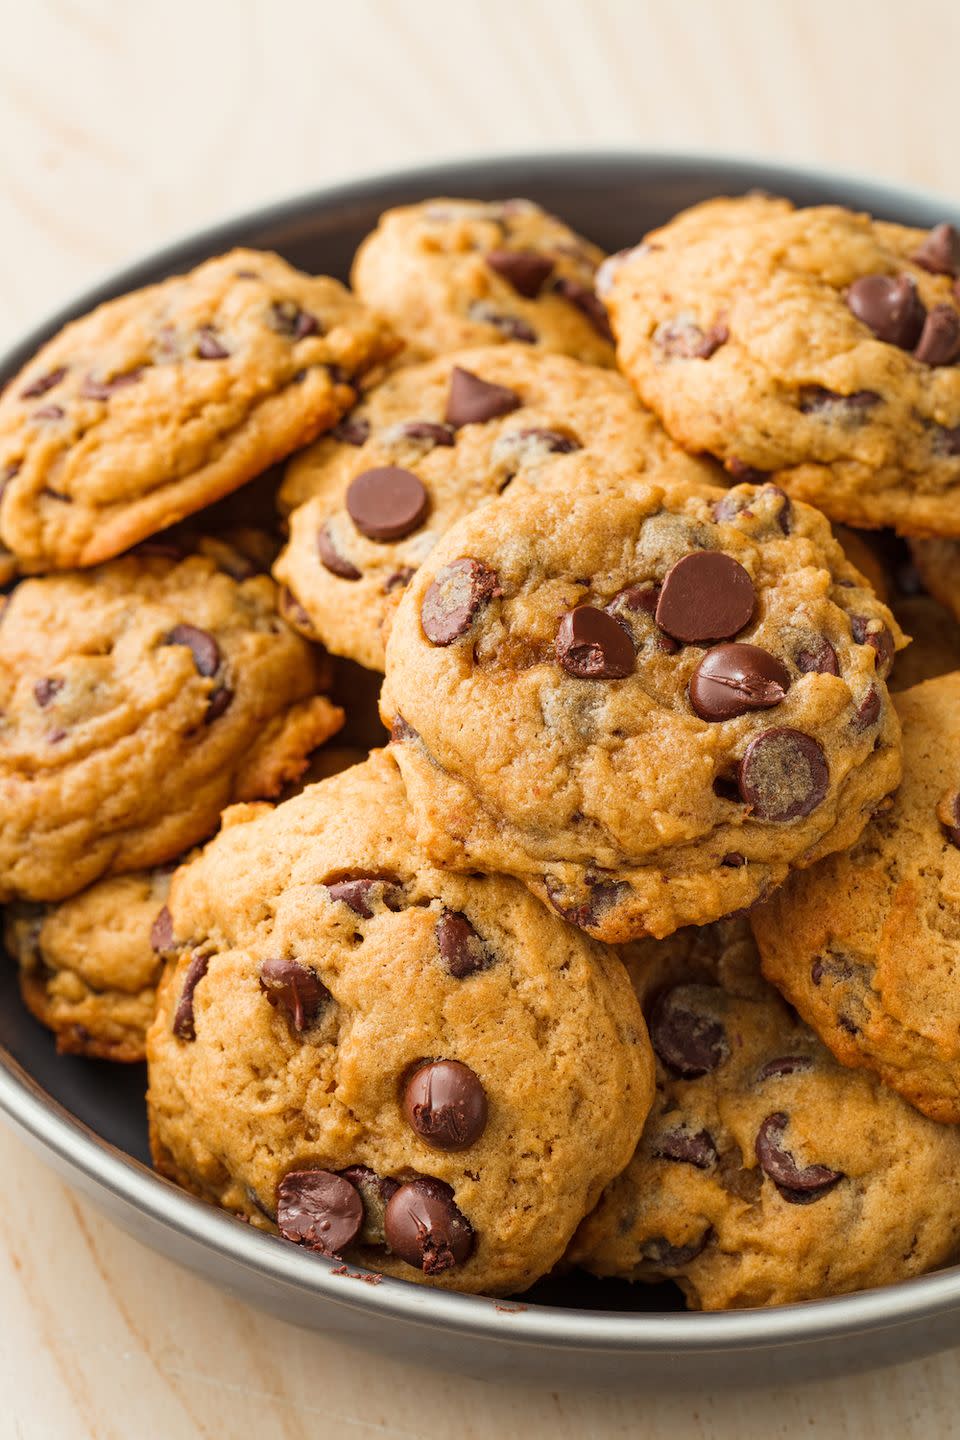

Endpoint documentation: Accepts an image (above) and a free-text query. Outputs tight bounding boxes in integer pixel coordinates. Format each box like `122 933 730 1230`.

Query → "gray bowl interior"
2 151 960 1386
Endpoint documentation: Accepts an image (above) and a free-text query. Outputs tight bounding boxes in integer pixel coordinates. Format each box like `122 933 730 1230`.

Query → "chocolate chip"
655 316 728 359
640 1230 714 1269
724 458 767 484
755 1112 843 1203
937 791 960 849
150 905 175 953
738 728 829 821
383 568 416 594
851 616 895 677
435 910 490 978
655 552 756 644
798 386 881 416
796 639 839 676
45 727 67 744
757 1055 814 1081
544 876 632 933
444 367 521 428
713 774 742 803
326 873 402 919
394 421 455 447
652 1128 717 1170
21 367 67 399
467 303 537 343
508 427 579 454
33 677 63 707
914 305 960 366
402 1060 488 1151
277 1170 363 1256
33 405 65 421
204 687 233 723
551 277 614 342
259 958 330 1032
383 1178 473 1274
421 558 502 645
164 623 220 677
80 369 143 401
852 684 881 730
721 851 746 868
649 986 727 1078
485 247 555 297
846 274 926 349
689 643 789 721
912 223 960 277
346 467 428 542
390 713 418 744
197 326 230 359
556 605 636 680
271 301 320 339
331 416 370 446
172 952 210 1041
317 523 362 581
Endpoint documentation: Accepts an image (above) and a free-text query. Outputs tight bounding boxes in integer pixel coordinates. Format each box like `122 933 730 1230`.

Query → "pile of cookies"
3 193 960 1311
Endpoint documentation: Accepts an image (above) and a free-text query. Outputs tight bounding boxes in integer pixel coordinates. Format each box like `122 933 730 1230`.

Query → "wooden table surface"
3 1 960 1434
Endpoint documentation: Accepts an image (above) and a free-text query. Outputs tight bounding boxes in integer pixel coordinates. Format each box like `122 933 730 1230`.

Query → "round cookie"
147 750 654 1296
0 249 398 571
568 919 960 1310
888 592 960 692
381 458 904 941
753 672 960 1123
910 537 960 622
351 199 614 367
0 544 343 903
6 866 176 1062
275 346 722 670
602 197 960 536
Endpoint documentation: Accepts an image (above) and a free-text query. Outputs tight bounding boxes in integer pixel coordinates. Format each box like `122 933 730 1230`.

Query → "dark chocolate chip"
846 274 926 349
914 305 960 367
435 910 491 978
271 301 320 338
912 223 960 277
164 623 220 677
713 773 742 803
331 416 370 446
851 685 881 730
172 952 210 1041
317 522 362 581
197 326 230 359
421 558 502 645
655 317 728 359
346 466 428 542
467 303 537 343
390 713 419 744
552 277 614 342
204 687 233 723
652 1128 717 1170
649 986 727 1078
383 1178 473 1274
150 905 175 953
640 1230 714 1269
556 605 636 680
689 643 789 721
33 676 63 707
383 567 416 594
277 1169 363 1255
45 727 67 744
757 1055 814 1081
445 367 521 428
259 957 330 1032
402 1060 488 1151
80 368 143 401
655 552 756 644
21 366 67 399
798 386 881 415
738 728 829 821
755 1111 843 1203
509 427 579 454
395 421 455 447
543 877 632 933
485 247 555 297
851 616 895 677
721 851 746 868
33 405 65 421
326 873 402 919
796 638 840 676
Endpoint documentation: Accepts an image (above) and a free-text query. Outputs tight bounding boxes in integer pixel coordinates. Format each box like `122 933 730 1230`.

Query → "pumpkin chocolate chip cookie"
381 458 904 941
0 249 398 571
147 750 654 1295
568 919 960 1309
602 197 960 536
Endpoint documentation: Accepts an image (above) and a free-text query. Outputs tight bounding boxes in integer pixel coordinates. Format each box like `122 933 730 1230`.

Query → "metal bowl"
2 152 959 1388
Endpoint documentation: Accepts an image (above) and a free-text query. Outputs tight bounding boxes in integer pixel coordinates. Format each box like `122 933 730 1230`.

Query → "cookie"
568 919 960 1310
352 199 613 367
753 672 960 1123
381 458 904 941
910 537 960 621
0 544 343 902
0 249 397 571
6 866 176 1062
146 750 654 1295
888 593 960 692
275 345 722 670
602 197 960 536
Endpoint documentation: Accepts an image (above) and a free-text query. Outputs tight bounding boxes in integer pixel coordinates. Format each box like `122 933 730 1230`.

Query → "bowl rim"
3 146 960 1353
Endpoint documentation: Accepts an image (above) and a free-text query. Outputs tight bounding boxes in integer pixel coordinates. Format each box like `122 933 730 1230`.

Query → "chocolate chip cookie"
381 459 904 941
568 919 960 1309
0 249 398 571
0 544 343 903
753 672 960 1123
147 750 654 1295
275 345 722 670
602 197 960 536
352 199 613 367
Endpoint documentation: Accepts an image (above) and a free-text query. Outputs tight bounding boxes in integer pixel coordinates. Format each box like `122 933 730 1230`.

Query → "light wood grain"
2 1 960 1434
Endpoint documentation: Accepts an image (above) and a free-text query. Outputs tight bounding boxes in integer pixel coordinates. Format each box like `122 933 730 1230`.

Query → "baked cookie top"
275 345 722 670
147 750 654 1296
568 920 960 1310
753 672 960 1123
381 458 904 941
351 198 614 366
0 544 343 903
602 197 960 536
0 249 397 570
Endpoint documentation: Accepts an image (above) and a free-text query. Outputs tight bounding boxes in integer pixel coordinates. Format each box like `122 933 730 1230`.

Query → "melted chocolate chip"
544 877 632 933
912 223 960 277
738 728 829 821
798 386 881 416
846 274 926 349
346 467 428 542
421 558 502 645
277 1170 363 1255
551 277 614 342
755 1112 843 1203
395 420 455 447
383 567 416 594
852 685 881 730
172 952 210 1041
689 643 789 721
164 624 220 677
649 987 727 1078
259 958 330 1032
80 369 143 401
445 367 521 428
757 1055 814 1082
652 1128 717 1170
655 316 728 359
384 1178 473 1274
21 367 67 399
402 1060 488 1151
655 552 756 644
914 305 960 367
204 687 233 723
197 327 230 359
326 872 402 919
796 638 840 676
721 851 746 868
317 522 362 581
486 247 555 297
467 303 537 343
640 1230 714 1269
271 301 320 339
150 905 175 953
851 616 895 677
33 676 63 707
435 910 491 978
331 416 370 446
33 405 64 421
556 605 636 680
